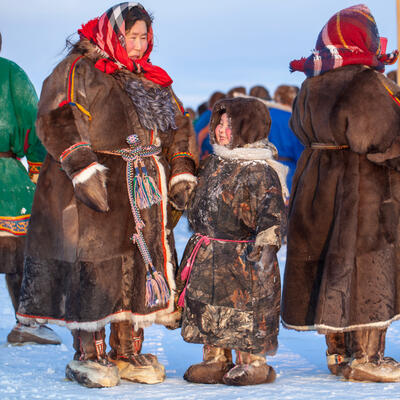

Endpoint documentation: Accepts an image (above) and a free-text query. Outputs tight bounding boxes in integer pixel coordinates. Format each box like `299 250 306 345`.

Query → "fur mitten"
72 163 109 212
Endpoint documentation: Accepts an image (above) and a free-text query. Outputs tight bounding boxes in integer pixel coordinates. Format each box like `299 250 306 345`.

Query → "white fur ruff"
72 163 107 186
169 173 197 190
213 143 289 199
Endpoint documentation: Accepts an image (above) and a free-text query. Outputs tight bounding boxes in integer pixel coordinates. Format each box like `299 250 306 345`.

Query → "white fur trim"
213 144 289 199
282 314 400 333
72 163 108 187
169 173 197 190
255 226 280 248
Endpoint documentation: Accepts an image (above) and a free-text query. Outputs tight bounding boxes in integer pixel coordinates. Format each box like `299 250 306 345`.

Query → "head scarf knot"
78 2 173 87
290 4 398 78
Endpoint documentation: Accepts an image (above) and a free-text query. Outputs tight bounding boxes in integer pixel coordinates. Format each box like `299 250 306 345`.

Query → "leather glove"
72 163 109 212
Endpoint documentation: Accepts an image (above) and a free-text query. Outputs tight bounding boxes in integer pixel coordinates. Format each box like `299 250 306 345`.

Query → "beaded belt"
97 134 170 308
310 143 349 150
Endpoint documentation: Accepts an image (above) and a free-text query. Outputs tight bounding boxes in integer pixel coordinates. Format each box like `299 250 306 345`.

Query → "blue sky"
1 1 398 108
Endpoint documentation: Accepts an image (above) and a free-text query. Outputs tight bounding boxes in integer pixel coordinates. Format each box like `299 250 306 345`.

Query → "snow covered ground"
1 217 400 399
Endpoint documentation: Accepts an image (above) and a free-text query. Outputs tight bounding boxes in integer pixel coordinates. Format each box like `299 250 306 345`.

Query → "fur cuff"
72 162 108 187
169 173 197 190
255 226 281 248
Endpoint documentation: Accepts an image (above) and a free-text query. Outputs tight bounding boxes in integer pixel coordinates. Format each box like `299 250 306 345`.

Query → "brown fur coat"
17 40 198 331
282 65 400 333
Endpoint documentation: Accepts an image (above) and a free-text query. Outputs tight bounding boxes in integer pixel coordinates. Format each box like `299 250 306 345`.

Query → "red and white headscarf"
290 4 398 78
78 2 172 87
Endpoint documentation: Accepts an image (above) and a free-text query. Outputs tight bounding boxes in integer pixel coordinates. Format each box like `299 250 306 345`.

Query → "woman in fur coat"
16 2 198 388
178 97 287 386
282 4 400 382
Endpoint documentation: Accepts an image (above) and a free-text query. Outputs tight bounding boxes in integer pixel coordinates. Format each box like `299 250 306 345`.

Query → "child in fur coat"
177 97 287 386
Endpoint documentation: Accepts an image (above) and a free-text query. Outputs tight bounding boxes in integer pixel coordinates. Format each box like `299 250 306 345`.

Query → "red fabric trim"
23 129 31 153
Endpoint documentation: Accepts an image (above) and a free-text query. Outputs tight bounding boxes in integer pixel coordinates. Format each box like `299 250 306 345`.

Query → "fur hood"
209 97 271 149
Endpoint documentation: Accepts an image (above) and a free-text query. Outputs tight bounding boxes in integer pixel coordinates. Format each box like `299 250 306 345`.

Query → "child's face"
215 113 232 146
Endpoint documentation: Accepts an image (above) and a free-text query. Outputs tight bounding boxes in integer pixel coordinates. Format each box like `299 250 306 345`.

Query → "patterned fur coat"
178 98 287 354
17 40 198 331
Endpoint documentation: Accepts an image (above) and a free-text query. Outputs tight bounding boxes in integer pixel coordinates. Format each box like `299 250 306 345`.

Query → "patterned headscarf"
290 4 398 78
78 2 172 87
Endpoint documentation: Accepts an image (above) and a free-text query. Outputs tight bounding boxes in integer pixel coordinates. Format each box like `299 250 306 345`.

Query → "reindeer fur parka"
17 39 198 331
282 65 400 333
178 98 287 354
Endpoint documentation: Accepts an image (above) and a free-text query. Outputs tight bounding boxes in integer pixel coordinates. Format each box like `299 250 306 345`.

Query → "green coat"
0 57 46 236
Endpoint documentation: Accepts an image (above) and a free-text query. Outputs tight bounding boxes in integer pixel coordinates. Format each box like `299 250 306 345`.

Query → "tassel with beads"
145 265 170 308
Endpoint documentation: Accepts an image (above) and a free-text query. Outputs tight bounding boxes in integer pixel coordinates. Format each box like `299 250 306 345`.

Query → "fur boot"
108 321 165 384
183 345 234 384
7 323 61 345
325 332 351 376
66 329 119 388
342 328 400 382
223 351 276 386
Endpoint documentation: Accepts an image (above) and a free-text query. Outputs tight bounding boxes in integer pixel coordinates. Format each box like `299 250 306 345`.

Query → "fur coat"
282 65 400 333
17 40 198 331
179 98 287 354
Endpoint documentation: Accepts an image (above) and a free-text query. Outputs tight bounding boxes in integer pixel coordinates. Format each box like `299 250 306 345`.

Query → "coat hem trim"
281 314 400 333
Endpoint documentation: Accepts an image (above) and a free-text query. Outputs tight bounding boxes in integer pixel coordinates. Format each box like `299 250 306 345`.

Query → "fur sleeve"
166 88 199 186
337 70 400 170
36 57 99 179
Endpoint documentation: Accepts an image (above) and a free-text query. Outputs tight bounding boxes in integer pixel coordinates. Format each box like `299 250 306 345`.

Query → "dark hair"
273 85 299 107
227 86 246 98
66 5 153 54
197 102 208 116
208 91 225 109
125 6 153 32
249 85 271 100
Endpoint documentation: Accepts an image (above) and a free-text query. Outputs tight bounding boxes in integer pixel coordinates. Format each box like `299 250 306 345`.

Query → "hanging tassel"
178 286 187 307
145 265 170 308
133 162 152 209
141 164 162 207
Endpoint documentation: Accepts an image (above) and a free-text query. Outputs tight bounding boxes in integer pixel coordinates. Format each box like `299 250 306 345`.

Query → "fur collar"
213 141 289 199
212 140 277 161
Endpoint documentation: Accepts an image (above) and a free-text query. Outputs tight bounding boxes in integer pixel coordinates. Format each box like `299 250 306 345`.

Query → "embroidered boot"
66 329 120 388
108 321 165 384
183 345 234 384
325 332 351 376
223 351 276 386
342 328 400 382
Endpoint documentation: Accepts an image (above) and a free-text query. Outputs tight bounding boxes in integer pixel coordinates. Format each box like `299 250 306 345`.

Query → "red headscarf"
290 4 398 78
78 2 173 87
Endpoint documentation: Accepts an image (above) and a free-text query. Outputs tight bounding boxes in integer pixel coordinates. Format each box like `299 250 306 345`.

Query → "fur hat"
209 97 271 149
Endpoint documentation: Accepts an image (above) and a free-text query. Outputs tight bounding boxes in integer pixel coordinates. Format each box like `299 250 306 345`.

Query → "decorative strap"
326 352 351 366
59 142 91 163
115 134 170 308
171 152 195 162
169 88 189 117
310 143 349 150
178 234 255 307
58 56 92 120
382 81 400 108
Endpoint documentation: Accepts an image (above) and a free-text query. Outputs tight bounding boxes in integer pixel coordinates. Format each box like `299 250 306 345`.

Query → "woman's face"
215 113 232 146
125 20 148 60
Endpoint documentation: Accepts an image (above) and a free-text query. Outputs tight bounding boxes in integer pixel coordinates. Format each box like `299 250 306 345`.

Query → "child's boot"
223 351 275 386
184 345 234 384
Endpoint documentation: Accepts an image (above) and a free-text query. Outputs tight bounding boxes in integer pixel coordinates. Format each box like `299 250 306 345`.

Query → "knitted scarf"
78 2 172 87
290 4 398 78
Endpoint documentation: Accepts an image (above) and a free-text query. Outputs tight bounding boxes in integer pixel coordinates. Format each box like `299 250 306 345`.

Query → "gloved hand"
169 180 196 211
72 163 109 212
